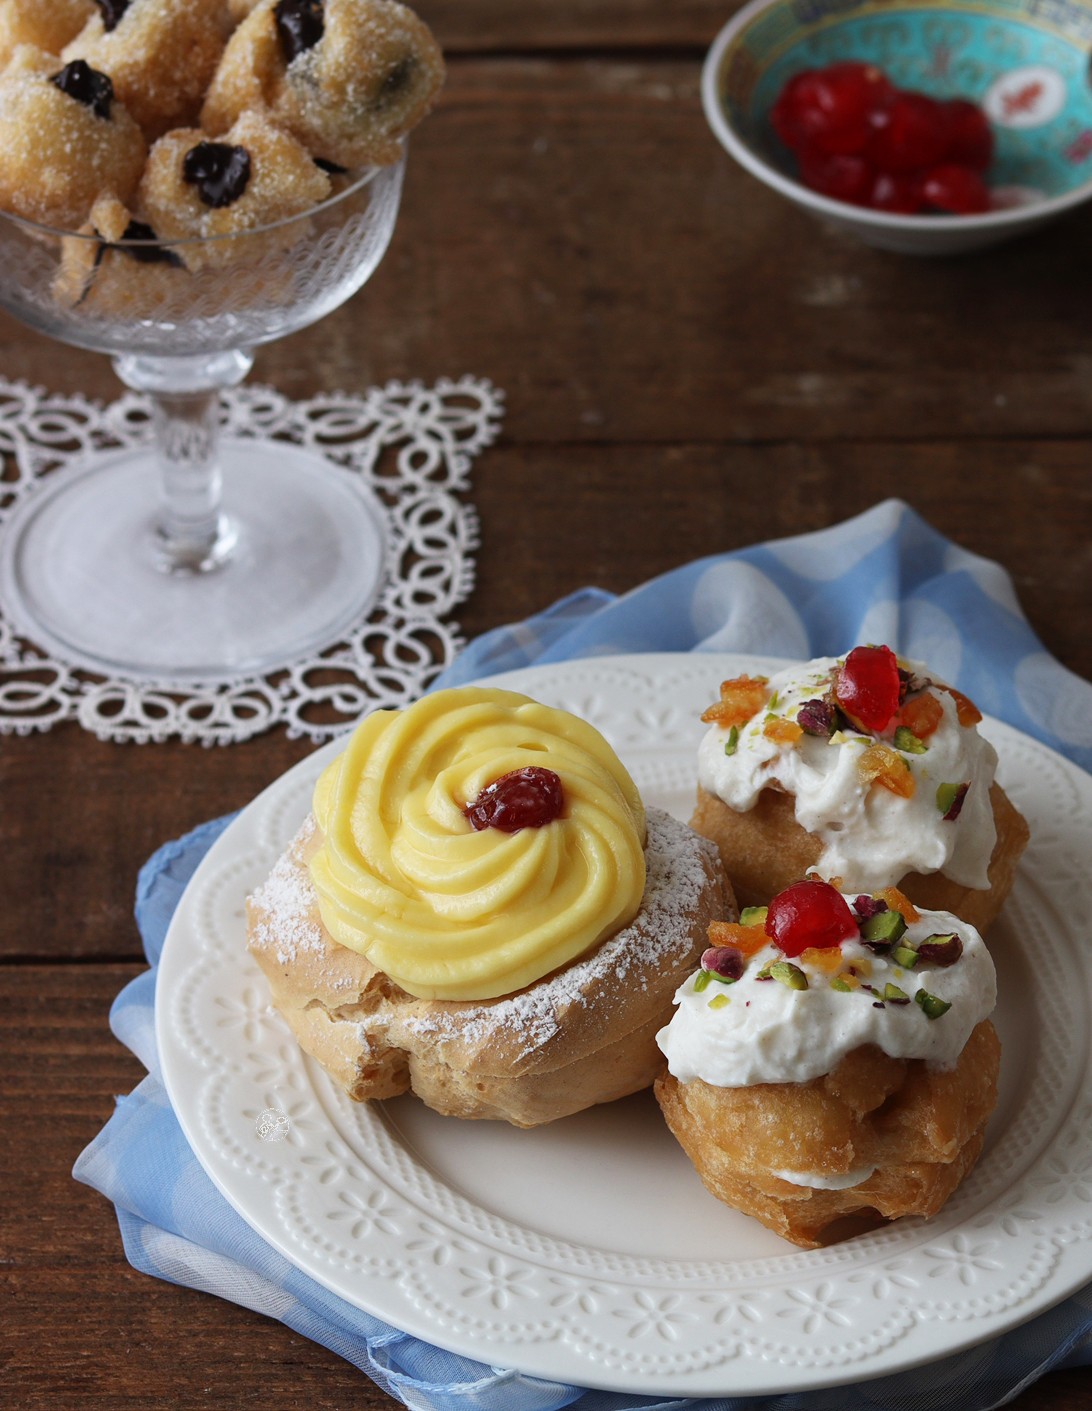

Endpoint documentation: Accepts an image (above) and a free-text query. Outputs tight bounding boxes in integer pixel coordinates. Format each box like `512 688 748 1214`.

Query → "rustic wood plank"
2 436 1089 962
8 60 1092 448
414 0 726 52
1 966 1089 1408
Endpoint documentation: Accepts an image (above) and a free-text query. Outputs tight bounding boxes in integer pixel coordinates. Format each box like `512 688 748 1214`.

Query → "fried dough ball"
202 0 444 167
52 192 189 313
0 0 96 69
137 108 330 266
655 1020 1001 1248
0 46 145 229
229 0 264 21
62 0 231 139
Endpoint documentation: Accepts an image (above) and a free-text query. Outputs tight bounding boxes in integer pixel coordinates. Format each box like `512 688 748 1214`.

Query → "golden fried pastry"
656 1022 999 1248
138 108 329 267
655 878 999 1245
0 46 145 229
62 0 231 138
692 780 1028 933
247 686 734 1126
0 0 96 70
691 648 1028 931
201 0 444 168
52 193 189 311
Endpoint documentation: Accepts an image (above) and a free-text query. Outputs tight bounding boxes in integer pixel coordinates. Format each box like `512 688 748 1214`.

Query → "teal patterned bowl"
702 0 1092 252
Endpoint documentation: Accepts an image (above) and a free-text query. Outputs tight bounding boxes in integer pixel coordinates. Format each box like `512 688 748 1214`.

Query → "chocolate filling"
51 60 113 120
117 221 183 268
274 0 324 64
182 142 252 209
95 0 131 32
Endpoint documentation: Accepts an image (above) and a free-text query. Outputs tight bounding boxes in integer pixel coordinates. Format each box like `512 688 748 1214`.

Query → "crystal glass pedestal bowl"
0 155 403 682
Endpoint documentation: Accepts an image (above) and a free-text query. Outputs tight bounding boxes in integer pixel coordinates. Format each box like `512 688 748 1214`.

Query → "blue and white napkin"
75 498 1092 1410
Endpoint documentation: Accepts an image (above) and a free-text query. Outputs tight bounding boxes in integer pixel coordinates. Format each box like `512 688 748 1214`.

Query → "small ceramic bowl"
702 0 1092 254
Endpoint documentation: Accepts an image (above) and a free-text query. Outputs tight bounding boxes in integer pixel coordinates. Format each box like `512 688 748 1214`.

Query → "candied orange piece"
700 675 769 727
943 686 983 727
763 717 803 746
875 886 920 924
707 920 768 957
858 743 914 798
800 946 843 974
895 692 943 739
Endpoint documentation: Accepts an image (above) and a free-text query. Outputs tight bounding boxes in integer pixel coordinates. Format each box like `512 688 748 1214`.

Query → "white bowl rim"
701 0 1092 232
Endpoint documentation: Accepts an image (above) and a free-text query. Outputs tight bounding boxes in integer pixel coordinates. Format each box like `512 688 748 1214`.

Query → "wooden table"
4 3 1092 1406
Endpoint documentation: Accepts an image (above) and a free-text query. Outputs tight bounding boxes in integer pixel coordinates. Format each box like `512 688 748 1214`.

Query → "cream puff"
247 686 733 1127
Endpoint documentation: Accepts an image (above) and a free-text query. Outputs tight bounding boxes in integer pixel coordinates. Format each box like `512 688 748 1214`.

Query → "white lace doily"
0 376 502 745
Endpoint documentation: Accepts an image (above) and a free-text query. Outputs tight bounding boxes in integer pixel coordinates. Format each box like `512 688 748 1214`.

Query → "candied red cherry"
771 62 892 157
835 645 902 733
867 169 924 213
921 163 989 214
942 99 992 172
866 92 948 172
765 879 858 957
464 767 564 832
798 150 874 204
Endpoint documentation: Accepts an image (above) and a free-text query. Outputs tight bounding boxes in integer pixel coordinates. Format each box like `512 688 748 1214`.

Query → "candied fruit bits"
202 0 445 169
764 878 857 958
835 645 901 732
858 742 915 798
138 110 330 267
763 717 803 746
0 0 96 68
895 690 943 739
875 886 920 924
463 767 563 833
943 686 982 726
706 919 767 957
700 674 768 727
770 63 892 158
0 44 145 230
921 163 988 215
62 0 231 139
799 945 843 974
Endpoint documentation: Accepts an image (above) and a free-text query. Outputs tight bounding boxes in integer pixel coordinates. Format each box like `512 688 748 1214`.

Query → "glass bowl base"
0 441 388 684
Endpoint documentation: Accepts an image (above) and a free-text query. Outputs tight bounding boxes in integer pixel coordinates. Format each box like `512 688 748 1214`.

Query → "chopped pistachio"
764 712 778 722
829 976 853 992
860 910 907 948
755 962 774 981
915 988 952 1020
708 993 731 1010
770 961 808 991
829 730 848 745
768 690 779 711
883 982 910 1004
711 971 738 985
724 725 739 757
891 945 920 969
739 906 768 927
916 933 963 967
693 970 712 992
894 725 927 755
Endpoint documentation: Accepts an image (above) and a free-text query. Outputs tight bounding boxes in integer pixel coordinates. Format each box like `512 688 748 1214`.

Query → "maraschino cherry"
765 879 858 958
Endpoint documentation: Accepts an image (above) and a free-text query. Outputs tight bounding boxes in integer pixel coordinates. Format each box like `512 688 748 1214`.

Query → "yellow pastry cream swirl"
308 687 647 1001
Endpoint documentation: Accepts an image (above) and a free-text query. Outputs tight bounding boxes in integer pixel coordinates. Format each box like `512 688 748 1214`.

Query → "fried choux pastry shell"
248 807 733 1127
655 1019 1001 1248
691 781 1028 933
0 0 96 70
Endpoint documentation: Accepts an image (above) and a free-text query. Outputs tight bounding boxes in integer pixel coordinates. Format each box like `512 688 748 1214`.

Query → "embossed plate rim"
156 652 1092 1396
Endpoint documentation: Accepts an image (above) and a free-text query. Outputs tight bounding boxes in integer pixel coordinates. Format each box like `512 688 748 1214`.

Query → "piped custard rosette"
691 646 1029 932
247 687 732 1126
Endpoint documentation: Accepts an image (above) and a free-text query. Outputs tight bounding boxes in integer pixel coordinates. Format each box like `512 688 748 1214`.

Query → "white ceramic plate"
156 653 1092 1398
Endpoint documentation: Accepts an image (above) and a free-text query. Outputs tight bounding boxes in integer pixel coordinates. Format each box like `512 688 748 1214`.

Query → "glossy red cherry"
765 879 858 957
464 767 564 832
798 150 874 204
921 162 990 214
865 92 948 172
771 63 892 156
942 99 993 171
867 169 924 213
835 645 902 733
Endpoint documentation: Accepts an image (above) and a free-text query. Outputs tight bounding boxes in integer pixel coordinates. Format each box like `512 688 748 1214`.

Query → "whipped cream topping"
696 656 998 892
656 902 996 1088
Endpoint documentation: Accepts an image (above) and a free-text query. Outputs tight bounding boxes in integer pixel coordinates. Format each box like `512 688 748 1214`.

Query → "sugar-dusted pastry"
691 647 1028 931
247 687 733 1127
0 0 96 70
0 46 145 229
656 878 1000 1247
137 108 329 267
62 0 231 139
52 193 188 312
201 0 444 168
